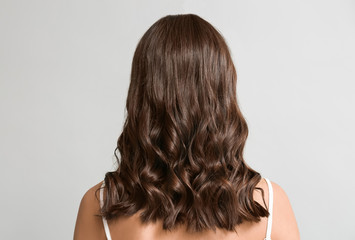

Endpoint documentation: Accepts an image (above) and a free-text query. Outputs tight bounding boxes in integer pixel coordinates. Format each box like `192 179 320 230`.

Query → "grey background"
1 0 354 239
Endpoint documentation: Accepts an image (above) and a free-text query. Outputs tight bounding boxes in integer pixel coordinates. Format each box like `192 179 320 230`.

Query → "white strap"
264 178 273 240
100 181 112 240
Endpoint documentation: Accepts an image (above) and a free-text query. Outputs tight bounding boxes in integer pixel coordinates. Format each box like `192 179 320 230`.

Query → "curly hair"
100 13 269 233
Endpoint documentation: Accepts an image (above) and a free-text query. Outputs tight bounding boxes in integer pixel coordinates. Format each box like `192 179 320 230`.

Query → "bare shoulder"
254 178 300 240
271 180 300 240
73 181 106 240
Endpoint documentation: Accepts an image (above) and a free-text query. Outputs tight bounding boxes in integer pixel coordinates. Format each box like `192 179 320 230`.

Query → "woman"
74 14 300 240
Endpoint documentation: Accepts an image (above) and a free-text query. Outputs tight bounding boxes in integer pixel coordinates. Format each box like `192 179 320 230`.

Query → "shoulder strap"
100 181 112 240
264 178 274 240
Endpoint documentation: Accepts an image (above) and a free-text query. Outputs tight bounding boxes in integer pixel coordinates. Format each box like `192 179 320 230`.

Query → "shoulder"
79 181 103 209
73 181 106 240
254 178 300 240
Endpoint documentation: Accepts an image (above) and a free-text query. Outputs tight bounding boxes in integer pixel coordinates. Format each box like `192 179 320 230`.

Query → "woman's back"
74 177 300 240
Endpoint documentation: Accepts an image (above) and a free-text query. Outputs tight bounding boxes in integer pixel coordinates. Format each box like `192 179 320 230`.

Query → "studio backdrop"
0 0 354 239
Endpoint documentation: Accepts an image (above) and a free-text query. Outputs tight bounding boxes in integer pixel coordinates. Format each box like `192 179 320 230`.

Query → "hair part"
100 13 269 233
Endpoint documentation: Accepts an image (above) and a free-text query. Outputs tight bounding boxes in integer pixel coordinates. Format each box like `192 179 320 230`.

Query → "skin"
74 178 300 240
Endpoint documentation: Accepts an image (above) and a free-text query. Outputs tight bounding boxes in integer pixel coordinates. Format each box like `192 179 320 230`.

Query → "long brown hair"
100 13 269 233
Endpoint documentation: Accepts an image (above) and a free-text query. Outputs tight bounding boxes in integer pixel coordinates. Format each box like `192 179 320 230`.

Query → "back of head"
101 13 269 233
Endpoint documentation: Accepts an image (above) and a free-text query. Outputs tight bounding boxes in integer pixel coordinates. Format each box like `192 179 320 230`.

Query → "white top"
100 177 274 240
264 177 274 240
99 181 112 240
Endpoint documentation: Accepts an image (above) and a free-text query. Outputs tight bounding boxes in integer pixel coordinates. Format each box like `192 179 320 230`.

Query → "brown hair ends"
100 13 269 233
